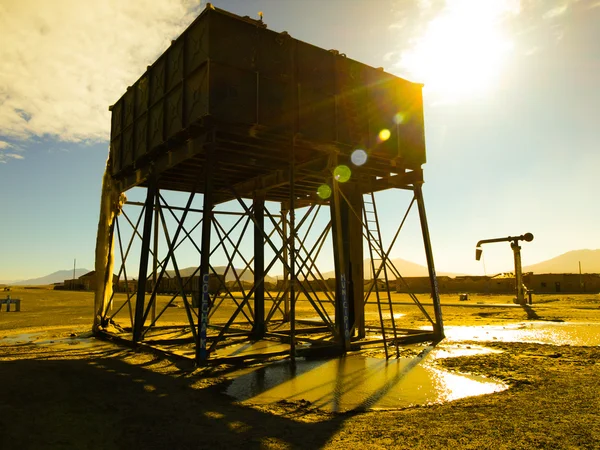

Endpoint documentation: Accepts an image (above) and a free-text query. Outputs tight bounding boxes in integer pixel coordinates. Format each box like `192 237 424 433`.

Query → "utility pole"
73 258 76 290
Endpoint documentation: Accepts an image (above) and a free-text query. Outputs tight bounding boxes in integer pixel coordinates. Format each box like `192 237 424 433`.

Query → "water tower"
94 4 444 363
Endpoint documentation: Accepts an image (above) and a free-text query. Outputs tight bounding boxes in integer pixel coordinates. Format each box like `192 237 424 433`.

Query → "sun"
399 1 517 103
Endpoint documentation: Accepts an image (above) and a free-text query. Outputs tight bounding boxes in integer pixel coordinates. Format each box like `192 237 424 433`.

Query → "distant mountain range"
167 266 279 284
4 249 598 286
524 249 600 274
319 258 464 279
11 269 91 286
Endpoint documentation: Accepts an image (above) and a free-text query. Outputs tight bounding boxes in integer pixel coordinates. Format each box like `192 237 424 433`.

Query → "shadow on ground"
0 345 345 450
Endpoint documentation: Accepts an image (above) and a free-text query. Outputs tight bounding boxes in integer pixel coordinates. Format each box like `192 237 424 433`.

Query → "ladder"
363 192 399 358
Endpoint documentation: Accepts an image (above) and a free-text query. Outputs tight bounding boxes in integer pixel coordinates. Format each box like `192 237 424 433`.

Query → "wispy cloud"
0 151 25 163
0 0 203 144
0 140 25 163
543 4 568 19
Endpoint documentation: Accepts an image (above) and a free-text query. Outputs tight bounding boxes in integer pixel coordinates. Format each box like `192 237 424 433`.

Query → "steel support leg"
414 183 444 339
346 183 364 338
151 189 159 323
197 155 214 363
281 205 290 322
252 196 265 338
331 181 351 352
133 181 156 342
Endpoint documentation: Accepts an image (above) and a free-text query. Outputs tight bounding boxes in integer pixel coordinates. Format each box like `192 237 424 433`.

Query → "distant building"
397 273 600 294
526 273 600 294
62 271 118 291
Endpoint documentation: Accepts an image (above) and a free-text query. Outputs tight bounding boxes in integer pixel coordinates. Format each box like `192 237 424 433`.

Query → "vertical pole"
252 196 265 338
289 37 299 359
281 205 290 322
152 190 159 323
331 177 351 352
414 183 444 339
197 153 214 363
289 148 296 360
133 181 156 342
347 183 364 338
512 242 525 305
73 258 76 290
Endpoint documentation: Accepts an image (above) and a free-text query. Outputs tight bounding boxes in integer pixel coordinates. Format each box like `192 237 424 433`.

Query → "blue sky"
1 0 598 281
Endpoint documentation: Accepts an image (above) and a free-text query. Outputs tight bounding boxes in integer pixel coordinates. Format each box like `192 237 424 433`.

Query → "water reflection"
443 322 600 346
227 349 506 412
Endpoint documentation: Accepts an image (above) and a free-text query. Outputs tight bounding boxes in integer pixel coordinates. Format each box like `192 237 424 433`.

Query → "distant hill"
524 249 600 274
12 269 91 286
319 258 463 279
167 266 278 284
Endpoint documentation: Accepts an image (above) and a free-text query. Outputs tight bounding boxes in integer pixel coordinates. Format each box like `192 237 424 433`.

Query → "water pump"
475 233 534 305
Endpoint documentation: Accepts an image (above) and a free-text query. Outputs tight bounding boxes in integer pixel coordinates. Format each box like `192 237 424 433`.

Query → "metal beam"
252 196 265 338
197 147 214 363
414 183 444 339
133 181 156 342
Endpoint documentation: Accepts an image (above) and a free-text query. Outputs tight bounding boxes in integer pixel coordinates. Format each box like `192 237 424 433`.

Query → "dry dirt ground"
1 287 599 449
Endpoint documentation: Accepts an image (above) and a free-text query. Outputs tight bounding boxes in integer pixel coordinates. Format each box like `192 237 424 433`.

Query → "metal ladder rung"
363 191 400 359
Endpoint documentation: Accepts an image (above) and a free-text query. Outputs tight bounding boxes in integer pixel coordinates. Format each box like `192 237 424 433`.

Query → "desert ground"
1 286 599 449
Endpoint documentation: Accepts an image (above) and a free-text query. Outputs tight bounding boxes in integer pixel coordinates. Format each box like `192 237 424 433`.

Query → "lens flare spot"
393 113 405 124
317 184 332 199
333 165 351 183
378 129 391 142
350 149 368 166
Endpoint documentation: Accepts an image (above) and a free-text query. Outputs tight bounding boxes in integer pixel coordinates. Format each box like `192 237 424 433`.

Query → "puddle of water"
431 344 503 359
227 351 506 412
217 339 295 358
0 332 43 344
364 312 406 319
443 322 600 346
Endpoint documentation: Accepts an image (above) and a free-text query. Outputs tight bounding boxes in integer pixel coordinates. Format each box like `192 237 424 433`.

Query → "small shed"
79 271 118 291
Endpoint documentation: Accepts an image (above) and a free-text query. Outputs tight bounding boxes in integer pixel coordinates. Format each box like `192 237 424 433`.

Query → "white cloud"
0 140 25 162
0 0 203 143
543 4 568 18
0 147 25 163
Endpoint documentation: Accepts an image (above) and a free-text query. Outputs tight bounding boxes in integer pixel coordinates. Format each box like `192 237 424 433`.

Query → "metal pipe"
474 232 534 305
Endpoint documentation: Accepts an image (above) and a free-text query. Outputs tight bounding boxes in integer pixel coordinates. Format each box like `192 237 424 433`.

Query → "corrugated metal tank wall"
109 6 426 177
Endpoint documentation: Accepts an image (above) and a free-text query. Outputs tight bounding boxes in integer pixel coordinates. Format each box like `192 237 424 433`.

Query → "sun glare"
399 1 518 102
